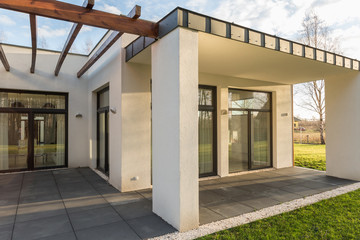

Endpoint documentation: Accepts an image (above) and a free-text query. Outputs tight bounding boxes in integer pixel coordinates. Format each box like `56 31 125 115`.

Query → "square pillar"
151 28 199 231
326 73 360 181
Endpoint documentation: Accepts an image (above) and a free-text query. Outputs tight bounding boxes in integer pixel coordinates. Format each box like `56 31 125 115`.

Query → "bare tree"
297 11 342 145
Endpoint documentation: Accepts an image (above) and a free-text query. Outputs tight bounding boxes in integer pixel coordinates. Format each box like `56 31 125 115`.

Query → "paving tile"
280 184 320 197
136 189 152 200
77 168 96 176
237 183 275 193
207 185 251 199
199 207 225 225
20 185 59 197
19 192 62 204
68 206 122 230
206 200 254 218
0 205 17 226
0 223 13 240
76 221 141 240
114 199 152 220
60 187 100 200
312 176 357 186
90 181 119 195
104 192 145 206
37 231 77 240
239 196 280 210
229 190 267 202
300 180 336 190
63 195 109 213
16 200 66 223
0 197 18 207
199 190 226 206
262 188 303 202
127 214 176 239
12 214 73 240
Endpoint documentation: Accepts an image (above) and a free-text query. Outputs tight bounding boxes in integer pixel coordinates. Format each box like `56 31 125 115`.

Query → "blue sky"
0 0 359 58
0 0 359 119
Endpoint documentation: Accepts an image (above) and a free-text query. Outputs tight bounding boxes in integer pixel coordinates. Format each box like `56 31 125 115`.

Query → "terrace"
0 167 356 239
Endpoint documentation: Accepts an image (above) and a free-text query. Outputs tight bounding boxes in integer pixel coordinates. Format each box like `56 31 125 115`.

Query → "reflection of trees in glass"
198 89 212 106
229 91 269 110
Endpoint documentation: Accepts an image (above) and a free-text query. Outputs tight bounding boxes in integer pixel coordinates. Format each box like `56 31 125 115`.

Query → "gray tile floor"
0 167 356 239
0 168 175 240
199 167 357 224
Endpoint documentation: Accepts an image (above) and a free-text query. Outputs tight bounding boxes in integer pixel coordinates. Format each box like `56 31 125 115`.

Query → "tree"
297 11 341 145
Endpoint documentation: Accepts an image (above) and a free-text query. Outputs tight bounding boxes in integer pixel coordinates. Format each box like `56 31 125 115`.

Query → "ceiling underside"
130 31 358 85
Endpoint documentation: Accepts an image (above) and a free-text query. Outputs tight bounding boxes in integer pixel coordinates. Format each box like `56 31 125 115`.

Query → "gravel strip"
151 182 360 240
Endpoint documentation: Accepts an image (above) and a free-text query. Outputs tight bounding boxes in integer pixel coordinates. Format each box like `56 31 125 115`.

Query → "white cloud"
38 25 68 38
186 0 208 12
80 26 93 33
0 15 16 26
99 4 121 15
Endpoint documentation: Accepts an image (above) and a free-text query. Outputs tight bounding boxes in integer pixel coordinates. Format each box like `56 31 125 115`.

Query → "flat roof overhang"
129 30 360 85
126 7 359 85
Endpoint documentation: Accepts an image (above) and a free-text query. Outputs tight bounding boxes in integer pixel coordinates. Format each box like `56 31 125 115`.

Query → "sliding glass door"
0 90 68 172
228 89 272 173
198 86 217 177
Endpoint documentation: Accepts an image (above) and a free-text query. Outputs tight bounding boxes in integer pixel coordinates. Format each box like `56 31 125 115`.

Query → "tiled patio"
199 167 356 224
0 168 175 240
0 167 356 240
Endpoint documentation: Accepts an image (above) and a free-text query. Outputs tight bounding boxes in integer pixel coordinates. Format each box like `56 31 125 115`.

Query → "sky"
0 0 359 119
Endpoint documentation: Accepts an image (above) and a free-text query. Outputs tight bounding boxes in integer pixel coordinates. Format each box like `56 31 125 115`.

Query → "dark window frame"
198 85 218 178
228 88 273 172
97 87 109 175
0 89 68 173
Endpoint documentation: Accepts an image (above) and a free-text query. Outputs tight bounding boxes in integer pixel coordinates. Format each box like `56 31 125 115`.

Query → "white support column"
218 87 229 177
151 28 199 231
326 73 360 181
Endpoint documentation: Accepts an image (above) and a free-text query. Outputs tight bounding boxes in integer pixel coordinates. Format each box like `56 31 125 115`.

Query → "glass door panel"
98 112 106 172
198 111 214 175
229 111 249 173
34 114 65 168
0 113 28 171
251 112 271 169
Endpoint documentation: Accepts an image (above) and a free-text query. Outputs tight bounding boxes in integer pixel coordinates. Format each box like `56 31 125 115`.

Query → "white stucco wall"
326 73 360 181
0 45 89 168
86 32 152 191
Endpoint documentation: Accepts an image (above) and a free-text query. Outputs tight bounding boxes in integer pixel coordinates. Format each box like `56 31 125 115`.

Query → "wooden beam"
0 44 10 71
54 0 94 76
0 0 158 38
77 6 141 78
30 14 36 73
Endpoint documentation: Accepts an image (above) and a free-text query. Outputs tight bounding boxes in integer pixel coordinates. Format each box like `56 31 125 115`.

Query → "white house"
0 2 359 232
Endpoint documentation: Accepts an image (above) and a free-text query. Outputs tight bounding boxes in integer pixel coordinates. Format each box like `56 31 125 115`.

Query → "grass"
198 188 360 240
294 143 326 171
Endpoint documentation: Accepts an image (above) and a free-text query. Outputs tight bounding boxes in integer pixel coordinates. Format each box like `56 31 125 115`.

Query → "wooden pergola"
0 0 158 77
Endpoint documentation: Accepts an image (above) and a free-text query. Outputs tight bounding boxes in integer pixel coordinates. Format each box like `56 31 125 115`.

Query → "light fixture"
110 107 117 114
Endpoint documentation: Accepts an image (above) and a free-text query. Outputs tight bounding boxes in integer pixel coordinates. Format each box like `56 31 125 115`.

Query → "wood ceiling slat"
77 5 141 78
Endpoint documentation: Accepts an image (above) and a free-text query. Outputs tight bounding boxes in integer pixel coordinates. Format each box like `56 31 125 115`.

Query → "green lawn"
294 143 326 171
198 188 360 240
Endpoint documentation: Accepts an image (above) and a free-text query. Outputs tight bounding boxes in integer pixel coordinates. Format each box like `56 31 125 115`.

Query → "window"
228 89 272 173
